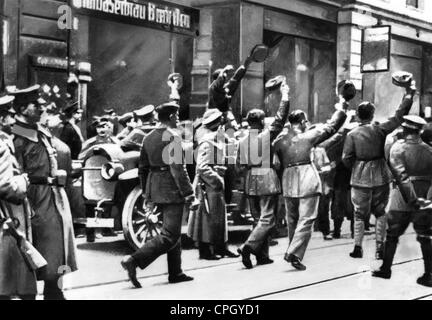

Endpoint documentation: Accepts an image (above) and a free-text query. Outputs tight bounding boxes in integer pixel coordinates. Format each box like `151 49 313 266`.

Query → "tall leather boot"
375 215 387 260
350 219 364 258
372 238 398 279
43 279 66 300
333 219 343 239
417 238 432 287
199 243 221 260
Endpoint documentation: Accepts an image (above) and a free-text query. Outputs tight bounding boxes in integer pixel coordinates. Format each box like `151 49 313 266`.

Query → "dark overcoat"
12 122 78 281
188 129 228 245
0 133 37 296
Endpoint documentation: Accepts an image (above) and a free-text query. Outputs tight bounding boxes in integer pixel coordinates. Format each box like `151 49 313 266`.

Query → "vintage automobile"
73 141 256 250
73 143 163 250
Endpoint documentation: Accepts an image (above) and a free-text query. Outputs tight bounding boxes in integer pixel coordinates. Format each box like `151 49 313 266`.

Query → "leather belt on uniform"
285 161 312 168
410 176 432 182
356 157 384 161
28 176 63 186
149 166 170 172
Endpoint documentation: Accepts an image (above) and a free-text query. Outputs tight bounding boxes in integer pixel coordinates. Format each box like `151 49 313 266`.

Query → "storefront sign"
71 0 199 36
361 25 391 73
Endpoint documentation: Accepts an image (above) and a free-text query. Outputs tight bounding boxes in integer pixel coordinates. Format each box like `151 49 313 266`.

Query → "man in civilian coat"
10 85 77 300
342 82 415 260
0 95 37 300
274 106 347 270
236 80 290 268
187 109 239 260
121 102 197 288
57 101 84 160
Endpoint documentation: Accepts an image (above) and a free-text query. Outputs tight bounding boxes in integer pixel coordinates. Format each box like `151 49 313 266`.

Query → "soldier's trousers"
381 210 432 273
317 192 332 236
285 196 320 261
132 203 184 277
241 195 277 259
351 185 389 249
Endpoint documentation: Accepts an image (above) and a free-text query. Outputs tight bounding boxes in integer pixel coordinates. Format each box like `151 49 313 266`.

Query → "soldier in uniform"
342 82 415 259
372 115 432 287
274 106 347 270
236 81 290 269
57 101 84 160
121 102 197 288
188 109 239 260
103 108 119 136
120 105 156 152
80 117 120 157
0 95 37 300
80 117 120 242
116 112 136 141
10 85 77 300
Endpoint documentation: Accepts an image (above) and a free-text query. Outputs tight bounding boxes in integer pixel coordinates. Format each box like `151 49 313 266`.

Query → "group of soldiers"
1 55 432 300
119 61 432 289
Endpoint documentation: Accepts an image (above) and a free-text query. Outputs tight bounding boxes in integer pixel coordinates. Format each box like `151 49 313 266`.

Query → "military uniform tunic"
342 94 413 249
379 135 432 275
237 99 290 259
132 125 194 277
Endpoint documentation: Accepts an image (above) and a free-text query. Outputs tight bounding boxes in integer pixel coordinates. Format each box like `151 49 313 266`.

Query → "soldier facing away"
342 81 416 260
372 115 432 287
236 80 290 269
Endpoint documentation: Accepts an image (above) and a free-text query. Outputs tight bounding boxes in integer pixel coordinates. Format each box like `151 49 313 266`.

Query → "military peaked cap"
202 108 223 125
9 85 46 106
0 95 15 114
134 105 155 118
401 115 427 130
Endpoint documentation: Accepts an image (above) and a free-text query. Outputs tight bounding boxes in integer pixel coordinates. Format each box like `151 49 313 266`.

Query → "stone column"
337 8 377 105
190 8 213 119
239 3 264 118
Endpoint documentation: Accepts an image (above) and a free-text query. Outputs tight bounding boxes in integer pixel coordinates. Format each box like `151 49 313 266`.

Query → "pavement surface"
32 223 432 300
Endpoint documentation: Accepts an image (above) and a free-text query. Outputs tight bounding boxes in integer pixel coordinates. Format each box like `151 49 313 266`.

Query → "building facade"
1 0 432 128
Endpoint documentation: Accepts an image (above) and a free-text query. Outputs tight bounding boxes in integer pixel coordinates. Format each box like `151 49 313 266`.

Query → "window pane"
407 0 419 8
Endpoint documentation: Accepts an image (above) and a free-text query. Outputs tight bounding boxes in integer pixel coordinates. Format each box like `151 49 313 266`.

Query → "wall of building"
336 0 432 120
1 0 69 89
3 0 432 123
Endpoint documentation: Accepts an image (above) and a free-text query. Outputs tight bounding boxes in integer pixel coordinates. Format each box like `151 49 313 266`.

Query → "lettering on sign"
71 0 199 36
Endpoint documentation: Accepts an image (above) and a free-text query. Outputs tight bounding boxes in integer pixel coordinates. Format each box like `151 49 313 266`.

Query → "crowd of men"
1 53 432 300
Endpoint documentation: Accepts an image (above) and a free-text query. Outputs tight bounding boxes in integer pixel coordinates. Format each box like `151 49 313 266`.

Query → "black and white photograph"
1 0 432 305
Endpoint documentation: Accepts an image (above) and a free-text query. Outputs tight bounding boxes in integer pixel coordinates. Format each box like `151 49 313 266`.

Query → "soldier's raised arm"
269 81 290 141
306 109 347 147
379 82 416 135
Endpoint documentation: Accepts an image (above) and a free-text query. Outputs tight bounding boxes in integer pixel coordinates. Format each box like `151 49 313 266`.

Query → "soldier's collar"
12 121 52 142
12 121 38 143
405 135 422 143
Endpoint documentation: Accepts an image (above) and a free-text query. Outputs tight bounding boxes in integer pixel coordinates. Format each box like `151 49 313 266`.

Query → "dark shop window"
406 0 419 8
